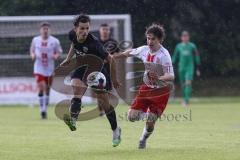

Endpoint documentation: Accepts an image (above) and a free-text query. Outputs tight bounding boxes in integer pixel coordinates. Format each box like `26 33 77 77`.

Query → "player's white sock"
39 95 46 113
140 126 153 141
45 95 49 106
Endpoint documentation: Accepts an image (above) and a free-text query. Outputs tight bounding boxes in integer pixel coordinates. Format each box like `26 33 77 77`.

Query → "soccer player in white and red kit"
30 22 62 119
114 24 174 149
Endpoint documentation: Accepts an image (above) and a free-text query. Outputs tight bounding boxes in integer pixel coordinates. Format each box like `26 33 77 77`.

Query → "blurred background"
0 0 240 105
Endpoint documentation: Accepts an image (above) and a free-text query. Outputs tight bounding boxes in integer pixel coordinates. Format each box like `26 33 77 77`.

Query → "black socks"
105 105 117 131
70 98 82 119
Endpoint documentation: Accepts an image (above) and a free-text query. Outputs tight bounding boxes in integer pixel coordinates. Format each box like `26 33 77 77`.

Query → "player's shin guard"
70 98 82 119
105 105 117 131
140 126 154 141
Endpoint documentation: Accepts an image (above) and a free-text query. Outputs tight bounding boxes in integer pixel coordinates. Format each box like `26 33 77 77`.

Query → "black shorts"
71 66 112 91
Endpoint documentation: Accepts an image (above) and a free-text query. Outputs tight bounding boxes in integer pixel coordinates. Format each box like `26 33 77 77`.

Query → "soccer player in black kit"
98 23 120 116
60 14 121 147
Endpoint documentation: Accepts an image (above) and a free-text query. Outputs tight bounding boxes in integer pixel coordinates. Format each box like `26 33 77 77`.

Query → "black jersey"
69 29 108 60
68 29 112 90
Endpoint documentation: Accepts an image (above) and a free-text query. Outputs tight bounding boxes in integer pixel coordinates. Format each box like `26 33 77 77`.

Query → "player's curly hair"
73 14 91 27
145 23 165 42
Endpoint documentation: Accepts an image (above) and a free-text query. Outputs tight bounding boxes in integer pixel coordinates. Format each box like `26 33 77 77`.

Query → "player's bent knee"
127 114 136 122
128 109 144 122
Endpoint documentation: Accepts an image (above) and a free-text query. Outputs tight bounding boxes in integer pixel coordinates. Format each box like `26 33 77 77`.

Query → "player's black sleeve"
96 41 109 60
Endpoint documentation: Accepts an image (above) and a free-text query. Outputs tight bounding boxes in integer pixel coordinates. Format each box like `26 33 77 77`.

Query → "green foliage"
0 0 240 76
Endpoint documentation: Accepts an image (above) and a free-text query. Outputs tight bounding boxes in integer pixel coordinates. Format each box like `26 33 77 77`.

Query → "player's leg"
139 86 170 149
97 72 113 116
128 109 146 122
179 69 188 106
70 79 86 119
44 76 52 107
45 86 50 106
39 76 52 119
183 68 194 105
128 84 151 148
96 92 121 147
97 99 105 116
128 84 149 122
39 81 47 119
139 113 157 149
63 67 88 131
64 78 87 131
35 74 47 119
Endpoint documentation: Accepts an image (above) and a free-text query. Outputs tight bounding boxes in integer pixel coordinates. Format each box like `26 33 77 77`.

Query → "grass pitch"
0 97 240 160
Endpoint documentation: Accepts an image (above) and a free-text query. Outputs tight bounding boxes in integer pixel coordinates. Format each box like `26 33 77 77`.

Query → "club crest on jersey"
83 46 88 53
75 50 86 56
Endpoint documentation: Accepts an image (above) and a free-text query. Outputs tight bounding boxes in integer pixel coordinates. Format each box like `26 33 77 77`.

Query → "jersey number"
41 53 48 66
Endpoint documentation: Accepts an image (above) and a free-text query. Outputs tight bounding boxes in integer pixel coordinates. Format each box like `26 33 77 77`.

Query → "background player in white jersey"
30 22 62 119
114 24 174 149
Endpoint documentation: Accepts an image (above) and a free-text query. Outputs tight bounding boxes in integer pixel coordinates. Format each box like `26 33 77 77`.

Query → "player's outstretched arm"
60 43 74 66
113 49 132 59
108 55 121 88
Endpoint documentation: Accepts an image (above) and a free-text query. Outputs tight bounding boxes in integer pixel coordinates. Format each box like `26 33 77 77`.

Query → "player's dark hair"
145 23 165 42
100 23 109 27
73 14 91 27
40 21 51 27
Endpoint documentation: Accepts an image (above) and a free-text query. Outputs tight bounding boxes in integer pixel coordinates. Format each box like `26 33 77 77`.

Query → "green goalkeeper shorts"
178 68 194 84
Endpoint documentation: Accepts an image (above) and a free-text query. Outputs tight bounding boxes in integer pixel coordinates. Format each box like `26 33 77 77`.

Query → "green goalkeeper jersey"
172 42 200 70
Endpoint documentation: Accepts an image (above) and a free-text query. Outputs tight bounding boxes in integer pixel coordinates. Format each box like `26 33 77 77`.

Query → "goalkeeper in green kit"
172 31 201 106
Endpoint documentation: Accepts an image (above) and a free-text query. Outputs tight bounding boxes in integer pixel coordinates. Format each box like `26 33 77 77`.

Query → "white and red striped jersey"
130 45 174 88
30 35 62 76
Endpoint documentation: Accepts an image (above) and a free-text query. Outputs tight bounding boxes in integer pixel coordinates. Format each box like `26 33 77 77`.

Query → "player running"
60 14 121 147
98 23 120 116
172 31 201 106
30 22 62 119
114 23 174 149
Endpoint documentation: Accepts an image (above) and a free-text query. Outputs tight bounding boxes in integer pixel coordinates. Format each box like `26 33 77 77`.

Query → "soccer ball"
87 71 106 90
